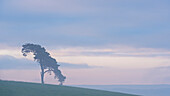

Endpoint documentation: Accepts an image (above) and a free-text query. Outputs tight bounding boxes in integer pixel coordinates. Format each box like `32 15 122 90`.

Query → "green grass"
0 80 139 96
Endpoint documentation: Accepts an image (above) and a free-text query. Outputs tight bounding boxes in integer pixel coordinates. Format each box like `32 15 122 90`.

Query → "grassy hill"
0 80 139 96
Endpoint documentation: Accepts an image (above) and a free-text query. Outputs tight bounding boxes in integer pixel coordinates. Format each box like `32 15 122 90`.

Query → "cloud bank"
0 55 93 69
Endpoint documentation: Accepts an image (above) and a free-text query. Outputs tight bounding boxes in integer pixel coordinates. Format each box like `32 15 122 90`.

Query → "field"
0 80 138 96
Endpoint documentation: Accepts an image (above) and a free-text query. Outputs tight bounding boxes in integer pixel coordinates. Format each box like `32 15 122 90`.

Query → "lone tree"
21 43 66 85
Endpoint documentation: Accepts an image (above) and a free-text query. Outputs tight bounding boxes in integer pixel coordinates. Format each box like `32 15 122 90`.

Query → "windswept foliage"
21 43 66 85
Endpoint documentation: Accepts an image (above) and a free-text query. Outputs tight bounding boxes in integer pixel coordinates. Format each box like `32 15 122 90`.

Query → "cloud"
59 62 95 69
0 55 38 69
0 55 93 69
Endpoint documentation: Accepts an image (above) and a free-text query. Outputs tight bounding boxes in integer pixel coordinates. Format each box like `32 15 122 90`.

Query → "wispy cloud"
49 46 170 57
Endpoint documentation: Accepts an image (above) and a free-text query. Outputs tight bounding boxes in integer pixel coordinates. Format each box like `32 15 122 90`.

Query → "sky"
0 0 170 85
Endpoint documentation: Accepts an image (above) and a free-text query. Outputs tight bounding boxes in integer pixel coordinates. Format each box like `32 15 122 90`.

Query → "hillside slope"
75 85 170 96
0 80 138 96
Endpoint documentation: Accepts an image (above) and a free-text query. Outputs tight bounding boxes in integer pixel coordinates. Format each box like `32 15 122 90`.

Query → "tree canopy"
22 43 66 85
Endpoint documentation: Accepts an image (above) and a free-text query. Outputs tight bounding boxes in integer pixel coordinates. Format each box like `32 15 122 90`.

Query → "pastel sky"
0 0 170 85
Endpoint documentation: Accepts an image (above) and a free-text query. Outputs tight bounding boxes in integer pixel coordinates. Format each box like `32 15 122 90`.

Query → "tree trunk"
59 82 63 85
40 64 44 84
